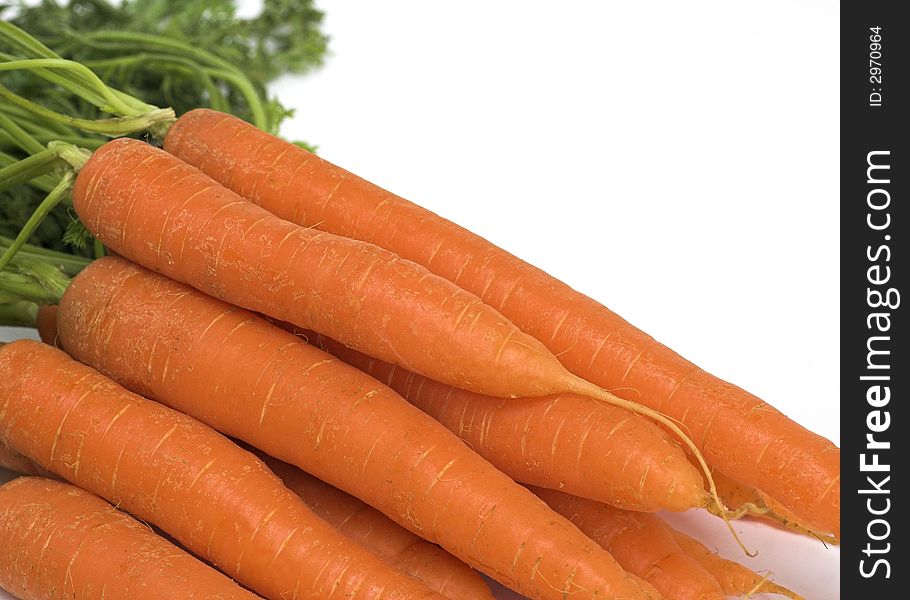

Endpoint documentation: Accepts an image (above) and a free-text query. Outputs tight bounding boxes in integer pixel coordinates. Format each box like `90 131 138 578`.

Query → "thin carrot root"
743 572 804 600
718 476 838 544
757 491 840 545
567 376 755 556
753 579 805 600
714 502 771 521
757 507 840 546
711 470 839 545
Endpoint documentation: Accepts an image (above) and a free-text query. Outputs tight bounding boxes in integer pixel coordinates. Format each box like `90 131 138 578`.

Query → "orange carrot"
712 469 838 544
165 108 839 536
55 256 660 600
305 330 706 513
264 456 494 600
35 303 58 347
74 137 731 533
757 490 839 544
73 137 571 400
531 487 728 600
0 477 262 600
710 468 769 519
0 340 445 600
0 444 42 475
1 364 487 598
671 530 803 599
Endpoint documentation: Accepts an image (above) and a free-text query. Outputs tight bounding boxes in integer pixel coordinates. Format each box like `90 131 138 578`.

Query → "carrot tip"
568 376 756 555
760 508 841 546
731 496 840 546
746 572 804 600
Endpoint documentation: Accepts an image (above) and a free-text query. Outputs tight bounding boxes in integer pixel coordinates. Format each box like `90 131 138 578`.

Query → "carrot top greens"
0 0 327 255
1 0 326 133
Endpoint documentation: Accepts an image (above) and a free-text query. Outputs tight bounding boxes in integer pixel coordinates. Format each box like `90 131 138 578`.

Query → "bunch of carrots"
0 21 837 600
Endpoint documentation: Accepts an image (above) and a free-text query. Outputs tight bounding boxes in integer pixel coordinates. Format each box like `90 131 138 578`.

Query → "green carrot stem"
47 142 91 172
0 238 89 277
207 68 268 130
0 151 60 194
0 21 57 60
0 84 175 137
14 256 71 302
0 57 151 117
0 112 45 155
0 267 67 305
0 299 38 328
0 53 110 114
23 132 105 151
0 173 73 272
0 22 152 116
0 148 62 193
0 235 80 260
0 114 58 138
0 111 104 151
71 32 267 129
0 101 75 136
84 53 229 114
81 30 245 77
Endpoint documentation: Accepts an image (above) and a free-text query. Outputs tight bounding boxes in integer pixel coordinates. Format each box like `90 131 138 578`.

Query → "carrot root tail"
759 508 841 546
569 376 757 557
745 572 805 600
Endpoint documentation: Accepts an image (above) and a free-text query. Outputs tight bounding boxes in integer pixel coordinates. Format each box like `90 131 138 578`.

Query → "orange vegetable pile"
0 106 837 600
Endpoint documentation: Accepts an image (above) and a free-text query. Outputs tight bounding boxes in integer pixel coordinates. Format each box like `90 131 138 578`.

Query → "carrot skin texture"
0 340 445 600
0 445 42 475
531 487 725 600
56 257 660 600
711 468 837 543
166 108 839 534
35 304 59 347
265 456 495 600
307 331 706 512
73 137 572 399
672 530 802 598
757 489 838 541
0 477 262 600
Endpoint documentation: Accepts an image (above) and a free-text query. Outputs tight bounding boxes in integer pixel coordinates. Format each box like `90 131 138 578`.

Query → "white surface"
1 1 838 598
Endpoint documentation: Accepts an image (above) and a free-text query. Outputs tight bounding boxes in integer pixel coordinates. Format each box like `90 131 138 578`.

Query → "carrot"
74 136 735 545
304 329 706 513
0 477 262 600
2 339 487 599
73 137 735 537
164 108 840 536
530 487 727 600
671 530 803 599
712 469 838 544
710 468 770 520
0 339 446 600
34 303 58 347
757 490 841 542
264 455 494 600
54 256 661 600
0 444 43 475
73 137 573 400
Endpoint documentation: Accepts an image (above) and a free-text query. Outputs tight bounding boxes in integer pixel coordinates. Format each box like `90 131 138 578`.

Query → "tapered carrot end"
567 375 757 555
36 305 59 347
758 508 841 546
748 575 804 599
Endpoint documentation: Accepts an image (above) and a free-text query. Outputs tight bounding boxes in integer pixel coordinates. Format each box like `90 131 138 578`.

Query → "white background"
1 1 839 598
